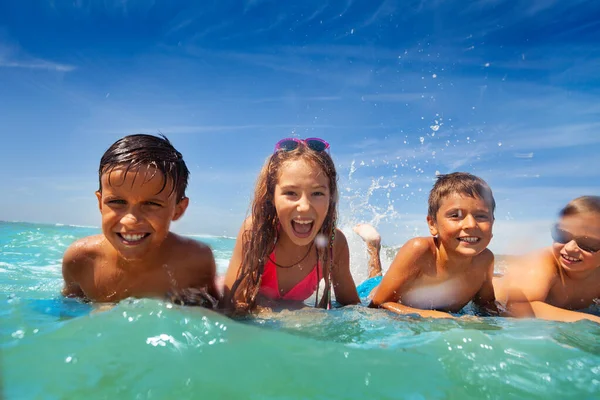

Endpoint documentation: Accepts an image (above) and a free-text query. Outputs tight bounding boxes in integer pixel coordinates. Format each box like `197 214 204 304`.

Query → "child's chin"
456 245 484 256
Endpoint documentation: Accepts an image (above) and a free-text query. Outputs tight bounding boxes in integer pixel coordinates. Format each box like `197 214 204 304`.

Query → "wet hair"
98 134 189 202
427 172 496 220
559 196 600 218
226 144 338 314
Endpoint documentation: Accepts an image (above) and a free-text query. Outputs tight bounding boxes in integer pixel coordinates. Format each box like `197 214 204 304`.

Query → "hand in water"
168 288 218 309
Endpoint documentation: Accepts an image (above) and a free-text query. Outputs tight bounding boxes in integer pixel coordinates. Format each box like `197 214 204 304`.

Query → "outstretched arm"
380 302 455 319
510 301 600 323
329 230 360 306
473 255 498 315
498 250 600 324
368 238 454 318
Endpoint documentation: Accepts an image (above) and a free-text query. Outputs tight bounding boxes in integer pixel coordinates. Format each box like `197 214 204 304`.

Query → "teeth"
121 233 146 242
458 237 479 243
293 219 313 224
562 255 580 262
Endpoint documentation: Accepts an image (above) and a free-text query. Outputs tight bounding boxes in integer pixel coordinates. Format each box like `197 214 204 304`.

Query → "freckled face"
428 193 494 257
552 213 600 273
96 166 188 261
273 159 331 247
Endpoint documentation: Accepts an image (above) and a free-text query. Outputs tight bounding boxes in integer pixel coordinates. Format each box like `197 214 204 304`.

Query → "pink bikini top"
259 251 323 301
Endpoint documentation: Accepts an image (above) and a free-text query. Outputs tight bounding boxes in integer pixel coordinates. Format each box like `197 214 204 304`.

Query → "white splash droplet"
315 234 328 249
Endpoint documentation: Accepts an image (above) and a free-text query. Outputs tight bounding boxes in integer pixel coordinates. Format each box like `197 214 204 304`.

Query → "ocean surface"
2 221 599 399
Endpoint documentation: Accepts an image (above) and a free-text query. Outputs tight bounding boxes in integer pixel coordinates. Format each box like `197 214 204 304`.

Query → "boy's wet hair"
559 195 600 217
227 143 338 314
428 172 496 220
98 134 189 202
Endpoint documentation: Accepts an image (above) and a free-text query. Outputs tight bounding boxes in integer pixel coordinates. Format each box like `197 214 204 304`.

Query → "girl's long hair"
226 145 339 314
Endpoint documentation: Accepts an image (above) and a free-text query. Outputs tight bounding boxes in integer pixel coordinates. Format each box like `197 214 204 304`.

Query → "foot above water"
353 223 381 247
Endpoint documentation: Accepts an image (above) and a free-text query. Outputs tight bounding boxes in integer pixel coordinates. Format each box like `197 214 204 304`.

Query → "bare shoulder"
242 216 254 230
505 248 558 292
333 228 349 249
401 237 434 257
168 233 214 263
505 248 557 279
62 234 105 271
474 248 495 268
387 237 433 274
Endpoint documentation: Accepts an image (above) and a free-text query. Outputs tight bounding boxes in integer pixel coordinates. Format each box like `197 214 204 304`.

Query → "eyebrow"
279 184 329 190
444 207 490 213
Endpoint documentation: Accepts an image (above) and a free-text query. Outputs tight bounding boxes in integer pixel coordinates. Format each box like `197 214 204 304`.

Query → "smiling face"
273 159 331 247
427 193 494 257
96 165 188 261
552 212 600 275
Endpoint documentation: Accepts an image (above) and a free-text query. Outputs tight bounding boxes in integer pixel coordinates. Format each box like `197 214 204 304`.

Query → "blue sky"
1 0 599 254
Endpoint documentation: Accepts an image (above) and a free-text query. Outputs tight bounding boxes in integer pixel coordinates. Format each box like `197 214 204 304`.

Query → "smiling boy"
61 134 218 307
355 172 497 318
494 196 600 323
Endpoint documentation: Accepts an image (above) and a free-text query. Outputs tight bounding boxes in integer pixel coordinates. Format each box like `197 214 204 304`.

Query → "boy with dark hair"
62 134 218 307
354 172 497 318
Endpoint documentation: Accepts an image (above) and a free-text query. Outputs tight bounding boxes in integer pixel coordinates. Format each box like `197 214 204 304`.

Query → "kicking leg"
353 223 383 278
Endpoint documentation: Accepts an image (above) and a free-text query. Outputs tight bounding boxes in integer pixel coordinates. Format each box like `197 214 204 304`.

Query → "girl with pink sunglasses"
223 138 360 314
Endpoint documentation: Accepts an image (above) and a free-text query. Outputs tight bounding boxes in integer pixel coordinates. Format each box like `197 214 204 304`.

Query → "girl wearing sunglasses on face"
494 196 600 323
223 138 360 315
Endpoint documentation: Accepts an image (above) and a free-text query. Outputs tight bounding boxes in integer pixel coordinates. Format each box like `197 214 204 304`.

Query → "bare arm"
61 243 86 299
329 230 360 306
369 238 453 318
192 244 220 301
222 218 251 308
170 243 221 309
381 303 455 319
473 253 498 315
500 250 599 323
510 301 600 323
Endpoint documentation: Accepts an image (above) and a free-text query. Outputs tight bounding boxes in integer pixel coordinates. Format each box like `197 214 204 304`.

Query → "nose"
120 207 140 225
462 214 477 229
296 194 311 212
563 239 579 252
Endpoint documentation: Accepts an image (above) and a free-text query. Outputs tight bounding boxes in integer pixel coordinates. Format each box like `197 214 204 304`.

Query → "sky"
0 0 599 254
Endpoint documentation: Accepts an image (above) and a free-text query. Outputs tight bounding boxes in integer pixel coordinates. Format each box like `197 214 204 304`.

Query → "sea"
2 221 599 399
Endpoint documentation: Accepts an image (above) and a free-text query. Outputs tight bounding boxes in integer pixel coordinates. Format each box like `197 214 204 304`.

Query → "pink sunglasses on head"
274 137 330 153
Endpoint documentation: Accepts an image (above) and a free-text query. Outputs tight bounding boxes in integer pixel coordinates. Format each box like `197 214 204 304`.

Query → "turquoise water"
2 222 599 399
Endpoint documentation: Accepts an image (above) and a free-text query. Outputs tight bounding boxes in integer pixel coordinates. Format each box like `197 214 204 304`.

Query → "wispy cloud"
359 0 396 28
296 3 328 25
250 95 343 104
360 92 428 102
0 42 76 72
499 122 600 151
243 0 271 13
102 124 339 135
0 59 76 72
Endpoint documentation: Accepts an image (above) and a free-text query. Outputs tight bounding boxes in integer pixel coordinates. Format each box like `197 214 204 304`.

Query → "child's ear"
172 197 189 221
426 215 438 236
95 191 102 212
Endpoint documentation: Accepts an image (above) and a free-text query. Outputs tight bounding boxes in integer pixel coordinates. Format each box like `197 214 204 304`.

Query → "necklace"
269 242 314 269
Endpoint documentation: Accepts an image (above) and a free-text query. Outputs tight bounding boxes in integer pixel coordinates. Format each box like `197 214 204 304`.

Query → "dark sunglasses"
274 137 330 153
551 224 600 253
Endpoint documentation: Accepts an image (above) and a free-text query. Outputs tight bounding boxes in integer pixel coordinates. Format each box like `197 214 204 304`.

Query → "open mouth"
457 236 480 244
560 254 581 264
117 232 151 245
291 219 314 238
